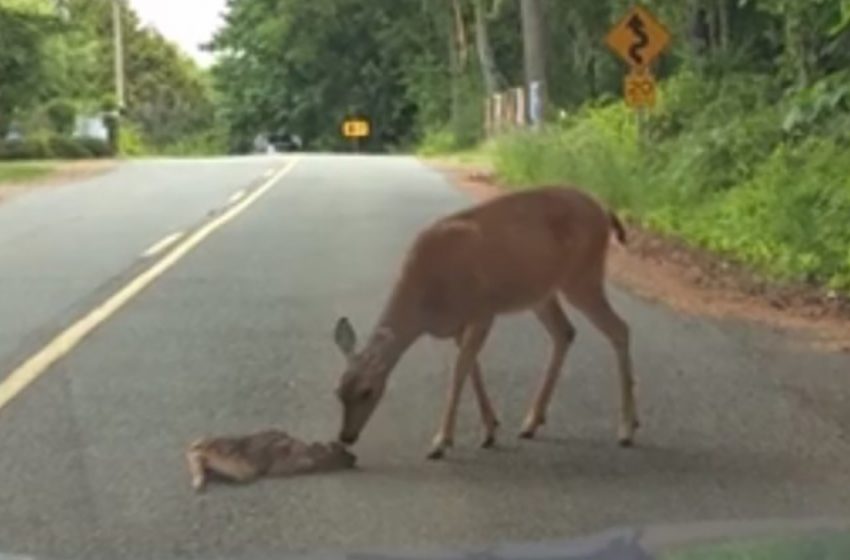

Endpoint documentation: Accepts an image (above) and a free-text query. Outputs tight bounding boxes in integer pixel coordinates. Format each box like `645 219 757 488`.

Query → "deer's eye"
358 388 373 402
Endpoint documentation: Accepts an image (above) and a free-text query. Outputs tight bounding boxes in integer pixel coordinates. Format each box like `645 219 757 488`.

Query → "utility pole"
112 0 125 110
520 0 547 126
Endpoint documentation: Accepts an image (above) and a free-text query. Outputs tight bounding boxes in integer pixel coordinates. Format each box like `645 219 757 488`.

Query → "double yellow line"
0 157 300 412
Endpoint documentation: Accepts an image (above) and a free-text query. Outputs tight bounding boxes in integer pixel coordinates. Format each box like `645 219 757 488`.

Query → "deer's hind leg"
565 280 638 447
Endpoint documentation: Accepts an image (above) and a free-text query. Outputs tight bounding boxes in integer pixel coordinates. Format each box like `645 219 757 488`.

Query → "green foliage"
117 122 151 157
0 161 55 184
0 7 58 131
417 128 464 156
76 136 114 157
0 135 111 160
0 0 221 155
159 128 228 157
493 65 850 291
46 134 90 158
781 69 850 140
0 138 51 160
45 99 76 135
210 0 484 152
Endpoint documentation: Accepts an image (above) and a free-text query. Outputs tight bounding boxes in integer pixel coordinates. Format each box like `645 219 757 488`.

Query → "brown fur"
334 186 638 457
186 429 356 492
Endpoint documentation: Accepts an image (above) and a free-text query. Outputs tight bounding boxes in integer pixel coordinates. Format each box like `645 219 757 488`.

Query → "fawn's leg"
186 448 208 492
194 449 262 486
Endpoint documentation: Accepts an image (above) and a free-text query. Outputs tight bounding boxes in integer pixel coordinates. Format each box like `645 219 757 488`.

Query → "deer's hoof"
618 436 634 448
191 477 207 493
519 428 537 440
481 435 496 449
427 447 446 461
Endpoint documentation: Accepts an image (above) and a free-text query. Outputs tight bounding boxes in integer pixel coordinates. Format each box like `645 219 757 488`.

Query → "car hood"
3 517 849 560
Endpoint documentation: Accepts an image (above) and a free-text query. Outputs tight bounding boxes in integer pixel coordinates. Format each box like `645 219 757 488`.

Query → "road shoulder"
0 159 119 205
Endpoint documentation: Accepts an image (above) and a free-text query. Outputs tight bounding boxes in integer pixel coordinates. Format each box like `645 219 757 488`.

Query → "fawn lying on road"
186 429 356 491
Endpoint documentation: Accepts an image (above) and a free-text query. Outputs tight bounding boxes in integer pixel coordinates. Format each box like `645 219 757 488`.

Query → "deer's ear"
334 317 357 357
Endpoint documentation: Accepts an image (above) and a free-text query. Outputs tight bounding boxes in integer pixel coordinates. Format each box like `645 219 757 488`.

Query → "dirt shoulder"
428 160 850 354
0 159 118 205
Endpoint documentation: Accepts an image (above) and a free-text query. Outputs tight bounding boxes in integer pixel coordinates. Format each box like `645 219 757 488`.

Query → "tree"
472 0 506 95
211 0 464 152
0 6 58 133
0 0 218 151
520 0 548 122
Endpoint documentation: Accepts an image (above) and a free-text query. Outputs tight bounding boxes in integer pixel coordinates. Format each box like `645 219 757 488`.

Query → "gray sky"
130 0 228 67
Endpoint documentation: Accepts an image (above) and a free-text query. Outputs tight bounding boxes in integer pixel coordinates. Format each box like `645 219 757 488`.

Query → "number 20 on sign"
624 70 656 109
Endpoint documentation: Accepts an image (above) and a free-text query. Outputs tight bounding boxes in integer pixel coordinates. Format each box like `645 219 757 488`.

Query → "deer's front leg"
428 319 493 460
469 359 499 448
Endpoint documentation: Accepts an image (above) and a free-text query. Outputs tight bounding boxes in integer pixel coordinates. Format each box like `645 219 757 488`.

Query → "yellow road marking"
0 157 300 412
141 231 184 258
227 189 246 204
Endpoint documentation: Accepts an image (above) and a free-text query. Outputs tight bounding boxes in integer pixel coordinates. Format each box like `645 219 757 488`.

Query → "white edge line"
0 157 301 412
141 231 184 258
263 169 275 178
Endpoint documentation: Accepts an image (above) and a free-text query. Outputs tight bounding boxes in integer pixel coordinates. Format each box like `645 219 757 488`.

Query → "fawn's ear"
334 317 357 357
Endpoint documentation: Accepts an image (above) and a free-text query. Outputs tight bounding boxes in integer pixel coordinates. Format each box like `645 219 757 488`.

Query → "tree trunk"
451 0 469 70
586 56 597 99
447 1 463 127
716 0 730 53
520 0 547 124
472 0 503 95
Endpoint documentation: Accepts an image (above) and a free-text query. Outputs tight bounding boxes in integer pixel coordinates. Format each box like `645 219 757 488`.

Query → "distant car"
269 132 302 151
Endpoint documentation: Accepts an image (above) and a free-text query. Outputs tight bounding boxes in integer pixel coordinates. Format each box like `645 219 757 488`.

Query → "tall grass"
0 161 56 184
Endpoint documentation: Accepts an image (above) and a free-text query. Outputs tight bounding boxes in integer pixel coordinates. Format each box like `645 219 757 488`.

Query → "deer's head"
333 317 394 445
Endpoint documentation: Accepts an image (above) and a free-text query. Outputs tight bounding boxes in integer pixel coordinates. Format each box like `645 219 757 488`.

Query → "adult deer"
333 186 638 459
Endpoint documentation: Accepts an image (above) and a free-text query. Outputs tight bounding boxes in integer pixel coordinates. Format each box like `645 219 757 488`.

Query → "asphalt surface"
0 154 849 559
0 156 279 377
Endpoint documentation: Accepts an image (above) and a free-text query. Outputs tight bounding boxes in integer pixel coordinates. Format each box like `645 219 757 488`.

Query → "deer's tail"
609 210 627 245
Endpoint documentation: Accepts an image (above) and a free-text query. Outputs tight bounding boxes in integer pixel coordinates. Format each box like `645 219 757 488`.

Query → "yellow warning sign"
341 118 370 139
606 5 671 68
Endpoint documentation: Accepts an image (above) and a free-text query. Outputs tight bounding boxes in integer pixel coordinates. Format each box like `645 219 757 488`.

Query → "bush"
159 129 227 156
0 135 113 160
417 128 463 155
76 136 114 157
47 135 92 159
117 122 150 156
46 99 77 135
0 138 50 160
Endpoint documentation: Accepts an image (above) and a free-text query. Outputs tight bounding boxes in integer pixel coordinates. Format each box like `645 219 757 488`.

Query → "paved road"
0 156 280 377
0 154 849 559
